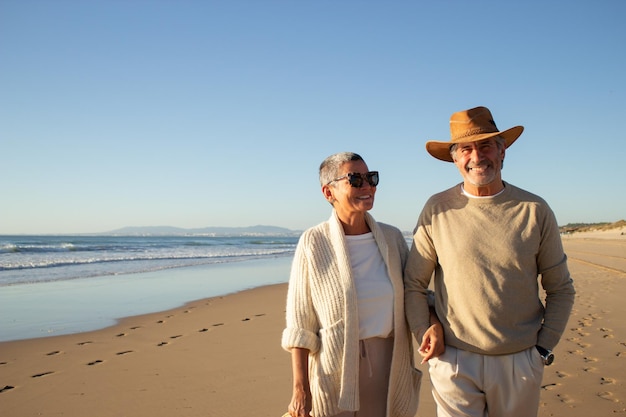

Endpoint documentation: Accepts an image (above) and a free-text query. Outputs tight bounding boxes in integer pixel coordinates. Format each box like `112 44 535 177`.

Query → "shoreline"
0 255 293 343
1 236 625 416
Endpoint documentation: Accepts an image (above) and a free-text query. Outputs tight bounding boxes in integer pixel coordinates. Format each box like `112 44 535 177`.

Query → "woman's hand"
288 387 312 417
288 347 312 416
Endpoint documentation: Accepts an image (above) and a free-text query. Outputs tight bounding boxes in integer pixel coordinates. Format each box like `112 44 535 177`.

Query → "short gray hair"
319 152 364 186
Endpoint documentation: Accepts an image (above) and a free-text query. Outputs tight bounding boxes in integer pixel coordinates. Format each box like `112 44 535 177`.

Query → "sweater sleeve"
536 208 576 349
281 232 322 354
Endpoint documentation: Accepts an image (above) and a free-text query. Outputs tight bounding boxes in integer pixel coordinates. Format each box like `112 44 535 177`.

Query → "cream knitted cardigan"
281 211 421 417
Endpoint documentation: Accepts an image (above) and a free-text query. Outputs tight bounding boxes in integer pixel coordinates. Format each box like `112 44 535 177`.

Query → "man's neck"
462 180 505 197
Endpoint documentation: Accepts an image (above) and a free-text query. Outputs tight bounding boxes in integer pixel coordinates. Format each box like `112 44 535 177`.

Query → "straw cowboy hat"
425 106 524 162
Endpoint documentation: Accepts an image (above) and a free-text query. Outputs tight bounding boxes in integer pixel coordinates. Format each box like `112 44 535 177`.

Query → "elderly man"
404 106 575 417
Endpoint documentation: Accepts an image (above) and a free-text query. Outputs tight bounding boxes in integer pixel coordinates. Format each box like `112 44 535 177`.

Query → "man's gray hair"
449 136 506 166
319 152 364 186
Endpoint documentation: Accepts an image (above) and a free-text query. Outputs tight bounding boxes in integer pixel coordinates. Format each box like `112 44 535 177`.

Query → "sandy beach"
1 230 625 416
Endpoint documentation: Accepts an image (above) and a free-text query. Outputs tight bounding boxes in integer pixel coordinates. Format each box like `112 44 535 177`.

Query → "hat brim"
425 126 524 162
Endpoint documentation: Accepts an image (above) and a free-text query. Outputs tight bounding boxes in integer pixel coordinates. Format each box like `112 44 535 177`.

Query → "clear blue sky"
1 1 624 235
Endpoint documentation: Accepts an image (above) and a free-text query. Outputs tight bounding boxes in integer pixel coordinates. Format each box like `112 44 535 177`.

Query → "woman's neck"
338 214 370 236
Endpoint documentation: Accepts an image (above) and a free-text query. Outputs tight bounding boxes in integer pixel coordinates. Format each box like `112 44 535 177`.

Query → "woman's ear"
322 184 335 205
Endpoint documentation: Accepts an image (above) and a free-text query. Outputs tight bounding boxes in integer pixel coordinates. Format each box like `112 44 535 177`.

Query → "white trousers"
334 337 394 417
428 346 545 417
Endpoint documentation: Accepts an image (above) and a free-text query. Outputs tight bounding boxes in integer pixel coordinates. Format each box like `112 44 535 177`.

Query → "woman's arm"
289 347 312 417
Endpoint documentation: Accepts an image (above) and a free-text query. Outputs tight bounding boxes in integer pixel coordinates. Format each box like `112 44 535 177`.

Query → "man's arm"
538 255 575 349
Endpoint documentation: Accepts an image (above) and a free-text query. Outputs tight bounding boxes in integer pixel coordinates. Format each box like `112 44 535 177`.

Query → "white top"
346 232 394 339
461 183 506 198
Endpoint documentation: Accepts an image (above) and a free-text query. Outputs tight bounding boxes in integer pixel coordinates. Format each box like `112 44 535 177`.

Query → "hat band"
452 127 498 141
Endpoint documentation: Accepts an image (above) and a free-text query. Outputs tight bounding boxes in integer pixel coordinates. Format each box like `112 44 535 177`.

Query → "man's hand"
418 322 445 363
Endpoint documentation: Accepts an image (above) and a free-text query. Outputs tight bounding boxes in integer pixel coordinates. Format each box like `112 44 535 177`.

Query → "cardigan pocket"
317 318 345 377
309 319 345 415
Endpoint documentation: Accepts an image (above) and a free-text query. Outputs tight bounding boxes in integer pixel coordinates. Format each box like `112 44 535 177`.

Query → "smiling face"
452 137 506 196
323 160 376 222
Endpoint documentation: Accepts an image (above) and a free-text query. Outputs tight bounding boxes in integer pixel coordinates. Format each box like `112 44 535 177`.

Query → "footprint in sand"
170 335 182 339
157 341 168 347
1 385 15 393
555 371 569 378
601 377 616 385
598 391 619 402
570 327 591 337
569 326 589 334
77 341 92 346
240 314 266 322
32 371 54 378
156 320 164 324
0 362 6 365
87 360 103 366
584 366 598 373
116 350 133 355
213 323 224 327
116 333 126 337
556 393 575 404
199 328 209 332
46 351 61 356
130 326 141 330
541 383 559 390
584 356 599 363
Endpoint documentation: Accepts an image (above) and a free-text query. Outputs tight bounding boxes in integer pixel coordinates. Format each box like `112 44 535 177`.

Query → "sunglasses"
328 171 379 188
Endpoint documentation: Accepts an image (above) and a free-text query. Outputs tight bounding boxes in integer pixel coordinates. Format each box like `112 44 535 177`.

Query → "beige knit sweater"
405 182 576 355
282 211 422 417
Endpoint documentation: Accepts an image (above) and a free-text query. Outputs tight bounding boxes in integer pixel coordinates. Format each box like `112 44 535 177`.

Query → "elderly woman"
282 152 443 417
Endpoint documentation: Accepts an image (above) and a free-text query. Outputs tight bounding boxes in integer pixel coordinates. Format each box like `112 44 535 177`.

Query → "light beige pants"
333 337 394 417
429 346 545 417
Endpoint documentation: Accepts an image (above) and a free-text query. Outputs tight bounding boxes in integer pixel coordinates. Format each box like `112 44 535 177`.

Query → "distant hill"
559 220 626 234
101 220 625 237
103 225 301 237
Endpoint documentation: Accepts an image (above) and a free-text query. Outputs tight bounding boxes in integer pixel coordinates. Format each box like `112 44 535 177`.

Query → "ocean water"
0 235 298 342
0 235 298 286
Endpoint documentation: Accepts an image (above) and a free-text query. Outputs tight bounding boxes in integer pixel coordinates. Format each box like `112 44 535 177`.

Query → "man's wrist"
536 345 555 366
